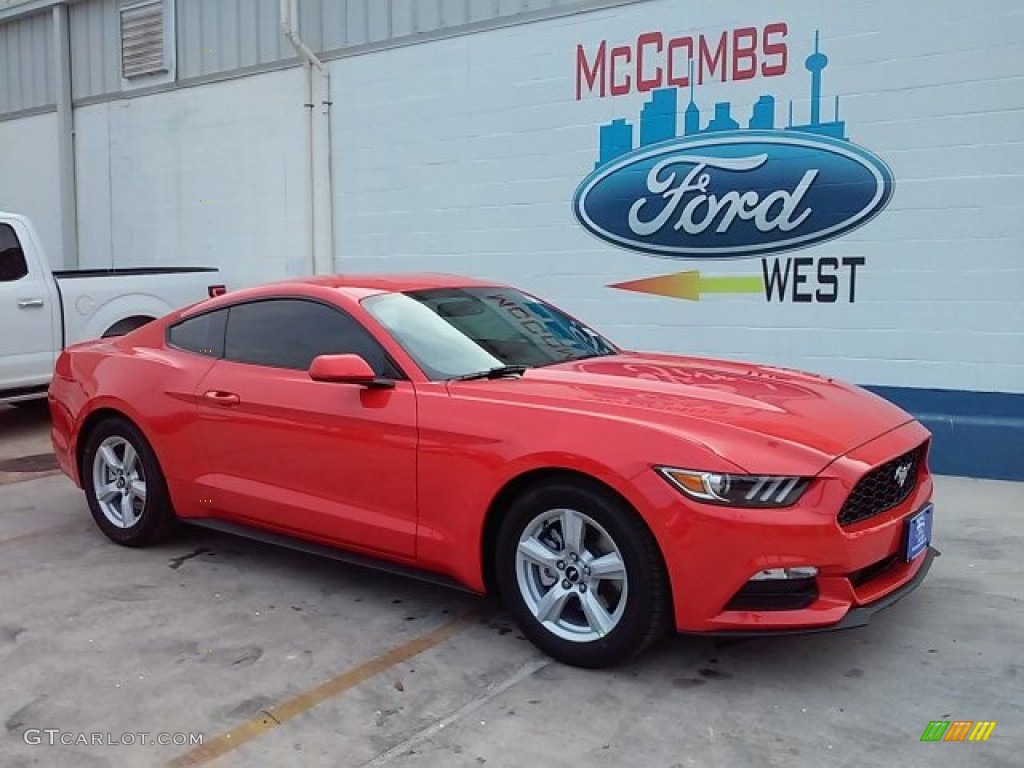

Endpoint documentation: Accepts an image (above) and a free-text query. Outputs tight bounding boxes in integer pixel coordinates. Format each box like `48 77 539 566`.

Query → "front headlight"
656 467 810 508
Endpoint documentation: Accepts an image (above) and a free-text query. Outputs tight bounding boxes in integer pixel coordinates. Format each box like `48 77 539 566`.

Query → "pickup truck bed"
1 211 225 403
52 267 220 278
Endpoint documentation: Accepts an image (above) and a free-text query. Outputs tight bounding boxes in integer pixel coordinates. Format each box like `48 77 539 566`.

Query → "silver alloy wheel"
91 436 147 529
515 507 628 642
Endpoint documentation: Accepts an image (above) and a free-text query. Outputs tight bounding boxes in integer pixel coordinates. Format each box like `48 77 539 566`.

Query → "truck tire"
102 316 154 338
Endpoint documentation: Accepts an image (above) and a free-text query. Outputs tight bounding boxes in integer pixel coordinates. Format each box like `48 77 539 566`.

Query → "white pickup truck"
1 211 225 405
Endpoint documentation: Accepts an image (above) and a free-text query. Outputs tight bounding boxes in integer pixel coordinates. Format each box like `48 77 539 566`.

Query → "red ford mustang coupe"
49 274 936 667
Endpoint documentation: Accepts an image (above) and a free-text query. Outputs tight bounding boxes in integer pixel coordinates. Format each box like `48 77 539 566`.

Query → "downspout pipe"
53 2 79 268
280 0 334 276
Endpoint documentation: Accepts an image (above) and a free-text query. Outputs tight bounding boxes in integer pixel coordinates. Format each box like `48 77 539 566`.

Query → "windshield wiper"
451 365 528 381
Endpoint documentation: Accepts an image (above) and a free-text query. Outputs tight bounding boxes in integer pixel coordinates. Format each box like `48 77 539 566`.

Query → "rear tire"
495 479 669 668
81 418 176 546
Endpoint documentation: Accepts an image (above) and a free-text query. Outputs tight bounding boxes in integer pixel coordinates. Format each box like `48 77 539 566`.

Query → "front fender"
489 450 657 520
413 391 747 592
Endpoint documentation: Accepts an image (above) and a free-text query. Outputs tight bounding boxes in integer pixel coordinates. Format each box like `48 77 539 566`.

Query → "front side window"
363 287 617 380
0 224 28 283
224 299 400 377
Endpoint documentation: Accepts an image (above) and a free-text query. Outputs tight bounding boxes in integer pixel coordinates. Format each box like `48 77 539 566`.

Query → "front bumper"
639 420 939 633
691 546 939 637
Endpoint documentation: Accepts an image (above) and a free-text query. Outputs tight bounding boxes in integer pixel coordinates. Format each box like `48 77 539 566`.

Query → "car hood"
459 352 914 475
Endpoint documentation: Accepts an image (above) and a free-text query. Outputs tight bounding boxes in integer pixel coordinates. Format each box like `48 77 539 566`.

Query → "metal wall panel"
176 0 290 81
299 0 630 56
0 10 53 114
69 0 120 101
27 0 639 107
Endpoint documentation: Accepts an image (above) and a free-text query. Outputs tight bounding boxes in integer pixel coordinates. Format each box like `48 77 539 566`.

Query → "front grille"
838 444 925 526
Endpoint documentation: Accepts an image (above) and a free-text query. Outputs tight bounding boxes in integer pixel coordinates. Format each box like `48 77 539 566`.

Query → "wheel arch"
479 467 673 612
75 406 142 485
101 315 155 338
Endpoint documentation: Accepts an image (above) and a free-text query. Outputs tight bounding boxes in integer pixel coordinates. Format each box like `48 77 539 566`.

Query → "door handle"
17 298 45 308
203 390 240 406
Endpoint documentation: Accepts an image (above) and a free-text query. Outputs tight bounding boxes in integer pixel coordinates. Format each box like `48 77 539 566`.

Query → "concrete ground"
0 404 1020 767
0 402 60 483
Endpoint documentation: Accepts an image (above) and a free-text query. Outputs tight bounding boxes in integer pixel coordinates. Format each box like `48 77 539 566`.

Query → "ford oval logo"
572 131 894 259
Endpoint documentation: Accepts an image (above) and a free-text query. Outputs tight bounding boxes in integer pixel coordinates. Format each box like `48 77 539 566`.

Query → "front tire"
495 479 669 668
81 418 176 546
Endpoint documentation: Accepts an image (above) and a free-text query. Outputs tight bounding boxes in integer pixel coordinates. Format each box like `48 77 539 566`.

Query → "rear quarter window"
167 309 227 357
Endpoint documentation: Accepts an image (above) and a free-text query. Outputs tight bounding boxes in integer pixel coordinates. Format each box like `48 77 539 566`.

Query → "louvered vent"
120 0 166 78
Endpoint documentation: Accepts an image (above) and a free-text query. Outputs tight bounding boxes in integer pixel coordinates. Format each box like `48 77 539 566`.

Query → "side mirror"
309 354 394 388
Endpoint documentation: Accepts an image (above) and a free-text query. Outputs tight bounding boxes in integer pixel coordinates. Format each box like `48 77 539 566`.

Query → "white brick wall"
332 0 1024 393
2 0 1019 395
73 68 311 287
0 113 61 265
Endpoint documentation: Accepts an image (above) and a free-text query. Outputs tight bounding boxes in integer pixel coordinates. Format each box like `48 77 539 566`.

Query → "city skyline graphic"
597 31 848 168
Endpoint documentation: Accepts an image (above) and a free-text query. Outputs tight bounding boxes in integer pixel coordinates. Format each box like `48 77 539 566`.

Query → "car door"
193 298 418 558
0 223 56 391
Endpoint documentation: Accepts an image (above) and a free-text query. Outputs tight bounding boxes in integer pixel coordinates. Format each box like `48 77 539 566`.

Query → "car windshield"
362 286 618 380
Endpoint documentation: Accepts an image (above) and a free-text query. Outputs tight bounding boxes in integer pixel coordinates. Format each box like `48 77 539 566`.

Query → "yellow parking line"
167 611 477 767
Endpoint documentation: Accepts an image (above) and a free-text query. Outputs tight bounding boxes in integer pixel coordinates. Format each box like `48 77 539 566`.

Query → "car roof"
179 273 507 317
304 273 500 291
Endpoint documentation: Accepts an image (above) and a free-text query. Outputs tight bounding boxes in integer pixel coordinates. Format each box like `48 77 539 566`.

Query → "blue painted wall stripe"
865 386 1024 481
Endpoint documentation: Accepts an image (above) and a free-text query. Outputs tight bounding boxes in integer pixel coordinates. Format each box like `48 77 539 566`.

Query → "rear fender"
72 396 156 484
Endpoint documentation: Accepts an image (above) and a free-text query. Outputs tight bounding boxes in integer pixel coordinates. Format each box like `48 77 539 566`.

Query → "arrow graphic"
609 271 764 301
